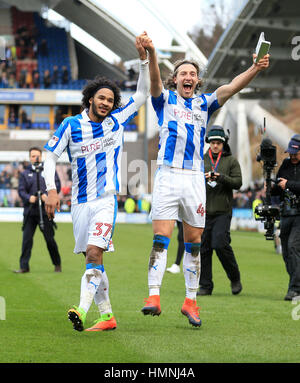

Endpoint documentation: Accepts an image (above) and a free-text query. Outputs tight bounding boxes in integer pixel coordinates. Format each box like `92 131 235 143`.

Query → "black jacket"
18 164 61 215
204 144 242 215
271 158 300 200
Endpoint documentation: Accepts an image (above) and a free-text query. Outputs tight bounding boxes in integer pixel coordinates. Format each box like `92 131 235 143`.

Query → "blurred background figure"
14 147 62 273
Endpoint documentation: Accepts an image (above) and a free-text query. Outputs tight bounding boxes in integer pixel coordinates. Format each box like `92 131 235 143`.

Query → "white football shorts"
71 193 118 254
150 165 206 228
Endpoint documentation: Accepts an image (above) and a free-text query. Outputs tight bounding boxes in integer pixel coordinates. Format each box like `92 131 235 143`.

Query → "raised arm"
138 31 162 98
131 33 151 109
216 53 269 106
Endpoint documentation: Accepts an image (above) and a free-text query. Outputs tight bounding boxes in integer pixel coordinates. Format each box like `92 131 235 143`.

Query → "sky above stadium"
47 0 245 63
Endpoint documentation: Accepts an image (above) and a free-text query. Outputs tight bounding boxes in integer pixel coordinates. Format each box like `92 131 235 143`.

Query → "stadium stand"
0 5 143 206
0 7 87 91
0 6 139 132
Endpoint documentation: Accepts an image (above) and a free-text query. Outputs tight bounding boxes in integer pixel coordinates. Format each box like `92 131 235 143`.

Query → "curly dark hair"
81 76 122 110
164 59 203 93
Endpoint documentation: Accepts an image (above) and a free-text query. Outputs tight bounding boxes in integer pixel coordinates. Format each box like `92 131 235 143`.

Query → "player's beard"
91 100 108 121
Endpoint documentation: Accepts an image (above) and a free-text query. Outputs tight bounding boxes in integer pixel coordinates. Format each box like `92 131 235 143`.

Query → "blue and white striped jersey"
44 100 138 205
152 88 220 171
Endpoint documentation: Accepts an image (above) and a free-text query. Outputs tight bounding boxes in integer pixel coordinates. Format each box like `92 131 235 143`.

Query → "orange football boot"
181 298 201 327
141 295 161 316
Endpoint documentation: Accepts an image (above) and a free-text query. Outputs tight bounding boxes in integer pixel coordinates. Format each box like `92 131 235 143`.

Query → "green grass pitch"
0 221 299 363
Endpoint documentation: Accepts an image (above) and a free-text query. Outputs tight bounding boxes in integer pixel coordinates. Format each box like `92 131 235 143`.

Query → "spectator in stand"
0 170 11 189
16 24 26 36
14 32 20 47
43 69 51 89
39 39 48 56
18 39 28 60
8 73 17 88
55 108 63 128
0 72 9 87
25 70 33 88
32 71 40 88
232 192 239 208
61 66 69 84
243 189 254 209
10 45 17 61
5 46 12 61
52 65 59 84
20 110 32 129
10 169 20 190
233 191 246 208
0 172 5 189
8 59 17 77
31 38 38 58
117 195 126 212
19 69 26 88
8 109 18 128
23 30 31 48
0 62 6 77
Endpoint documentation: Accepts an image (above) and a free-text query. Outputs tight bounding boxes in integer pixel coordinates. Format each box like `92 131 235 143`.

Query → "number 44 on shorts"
93 223 113 237
197 204 205 217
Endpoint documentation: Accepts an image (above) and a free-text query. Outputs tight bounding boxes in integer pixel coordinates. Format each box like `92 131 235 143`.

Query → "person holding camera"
197 126 243 296
271 135 300 301
14 147 62 273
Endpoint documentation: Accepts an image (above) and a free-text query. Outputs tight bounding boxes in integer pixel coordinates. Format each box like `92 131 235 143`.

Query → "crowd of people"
0 22 70 90
0 163 23 207
0 160 268 210
0 54 70 90
0 22 139 93
0 23 141 93
0 159 268 210
1 23 38 89
0 162 151 213
232 184 265 209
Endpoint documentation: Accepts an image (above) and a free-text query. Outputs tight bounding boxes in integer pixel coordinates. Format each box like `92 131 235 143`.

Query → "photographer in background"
14 147 62 273
197 126 243 296
271 135 300 301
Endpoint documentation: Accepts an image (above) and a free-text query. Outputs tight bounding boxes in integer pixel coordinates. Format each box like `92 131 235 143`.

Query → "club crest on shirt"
105 118 114 127
47 135 59 147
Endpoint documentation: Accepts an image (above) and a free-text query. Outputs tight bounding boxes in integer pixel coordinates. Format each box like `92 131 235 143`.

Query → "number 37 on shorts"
93 222 112 237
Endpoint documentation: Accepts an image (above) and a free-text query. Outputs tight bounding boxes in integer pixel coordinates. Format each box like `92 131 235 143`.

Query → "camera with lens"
280 188 300 216
254 134 280 240
256 138 277 168
33 161 43 172
254 203 280 240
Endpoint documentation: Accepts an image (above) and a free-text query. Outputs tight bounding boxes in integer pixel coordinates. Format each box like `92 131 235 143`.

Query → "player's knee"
183 227 203 244
184 242 201 257
86 245 103 264
152 234 170 252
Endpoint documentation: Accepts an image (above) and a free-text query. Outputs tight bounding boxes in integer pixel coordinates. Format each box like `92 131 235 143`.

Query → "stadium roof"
1 0 207 76
202 0 300 97
3 0 300 93
53 0 139 62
